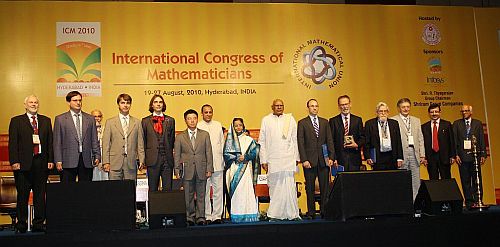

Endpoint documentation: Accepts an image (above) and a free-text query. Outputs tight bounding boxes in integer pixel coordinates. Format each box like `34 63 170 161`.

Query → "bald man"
9 95 54 233
453 105 487 209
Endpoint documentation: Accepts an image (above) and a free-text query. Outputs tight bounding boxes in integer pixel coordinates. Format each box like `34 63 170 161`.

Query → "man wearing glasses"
452 105 487 209
363 102 403 170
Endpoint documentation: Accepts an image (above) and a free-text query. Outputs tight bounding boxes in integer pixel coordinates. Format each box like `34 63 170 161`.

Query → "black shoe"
206 220 212 225
15 227 27 234
211 219 222 224
196 220 206 226
32 225 46 233
187 220 195 226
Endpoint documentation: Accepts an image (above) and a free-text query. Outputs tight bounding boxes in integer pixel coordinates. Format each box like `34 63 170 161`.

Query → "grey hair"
375 102 389 112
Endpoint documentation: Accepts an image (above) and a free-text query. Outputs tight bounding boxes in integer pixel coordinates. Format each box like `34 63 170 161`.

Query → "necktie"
465 120 471 138
312 117 319 138
74 113 82 145
190 131 196 149
432 121 439 152
31 115 39 155
123 117 129 154
74 113 82 152
152 116 164 134
344 116 349 136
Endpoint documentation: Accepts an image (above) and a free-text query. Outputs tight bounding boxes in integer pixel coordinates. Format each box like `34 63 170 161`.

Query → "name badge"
33 134 40 144
464 140 472 150
382 138 391 148
408 136 414 146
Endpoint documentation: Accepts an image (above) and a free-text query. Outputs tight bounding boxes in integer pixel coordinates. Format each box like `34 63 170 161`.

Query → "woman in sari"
224 118 260 223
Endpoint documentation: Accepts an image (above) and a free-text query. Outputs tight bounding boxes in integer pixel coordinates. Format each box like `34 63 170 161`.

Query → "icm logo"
292 39 344 90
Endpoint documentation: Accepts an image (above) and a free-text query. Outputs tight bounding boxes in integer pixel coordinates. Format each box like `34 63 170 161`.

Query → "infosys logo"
292 39 344 90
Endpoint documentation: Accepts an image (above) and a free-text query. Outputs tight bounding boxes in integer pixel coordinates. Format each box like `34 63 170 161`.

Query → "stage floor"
2 206 500 247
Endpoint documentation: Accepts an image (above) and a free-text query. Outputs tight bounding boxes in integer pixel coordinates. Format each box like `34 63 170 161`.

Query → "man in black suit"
142 94 175 191
453 105 487 208
329 95 365 171
421 103 455 180
297 99 335 219
8 95 54 233
364 102 403 170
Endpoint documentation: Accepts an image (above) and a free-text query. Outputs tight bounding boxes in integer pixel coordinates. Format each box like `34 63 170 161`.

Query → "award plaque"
344 135 354 145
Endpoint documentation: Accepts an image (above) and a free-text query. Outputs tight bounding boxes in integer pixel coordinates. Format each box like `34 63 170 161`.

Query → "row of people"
8 92 487 232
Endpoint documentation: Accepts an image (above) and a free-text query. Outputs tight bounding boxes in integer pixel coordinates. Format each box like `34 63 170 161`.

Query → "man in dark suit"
142 94 175 191
8 95 53 233
174 109 213 226
453 105 487 208
364 102 403 170
421 103 455 180
329 95 365 171
298 99 335 219
53 91 100 182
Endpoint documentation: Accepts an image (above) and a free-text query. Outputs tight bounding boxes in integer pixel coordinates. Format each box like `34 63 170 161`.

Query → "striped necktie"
344 116 349 136
312 117 319 138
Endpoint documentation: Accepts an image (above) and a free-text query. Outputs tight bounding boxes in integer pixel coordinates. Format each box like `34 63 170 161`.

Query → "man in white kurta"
197 104 225 224
258 99 301 220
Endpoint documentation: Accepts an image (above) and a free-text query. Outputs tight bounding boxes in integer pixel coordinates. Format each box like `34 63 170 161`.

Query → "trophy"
468 135 489 211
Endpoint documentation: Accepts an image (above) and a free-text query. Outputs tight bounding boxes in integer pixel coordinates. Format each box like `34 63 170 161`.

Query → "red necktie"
152 116 164 134
31 115 39 155
432 121 439 152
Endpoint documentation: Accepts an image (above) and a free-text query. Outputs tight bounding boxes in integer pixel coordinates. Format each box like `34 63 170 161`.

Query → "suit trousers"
303 164 330 216
147 153 173 192
340 150 361 172
184 169 207 223
61 153 93 182
14 155 48 230
109 156 137 181
458 161 483 206
427 151 451 180
205 170 224 221
402 147 420 201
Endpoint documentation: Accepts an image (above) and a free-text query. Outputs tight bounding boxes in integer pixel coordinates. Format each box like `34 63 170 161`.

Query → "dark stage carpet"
2 207 500 247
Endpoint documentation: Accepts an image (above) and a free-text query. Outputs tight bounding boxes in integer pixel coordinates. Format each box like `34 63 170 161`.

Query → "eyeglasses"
460 110 470 113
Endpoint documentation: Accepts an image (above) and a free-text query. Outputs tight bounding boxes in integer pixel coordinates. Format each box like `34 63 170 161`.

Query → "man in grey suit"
297 99 335 219
391 98 426 201
102 94 145 181
174 109 213 226
53 91 100 182
453 104 487 208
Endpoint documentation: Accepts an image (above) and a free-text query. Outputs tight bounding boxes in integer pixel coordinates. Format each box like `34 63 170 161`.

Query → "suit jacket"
363 118 403 163
174 129 214 180
452 118 486 162
53 111 100 168
297 116 335 167
9 114 53 171
142 115 175 167
422 119 455 164
329 113 365 168
102 115 145 171
391 115 425 161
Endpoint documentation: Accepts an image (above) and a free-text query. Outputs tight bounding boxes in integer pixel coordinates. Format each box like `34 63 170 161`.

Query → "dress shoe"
196 220 206 226
211 219 222 224
15 227 27 234
206 220 212 225
187 220 195 226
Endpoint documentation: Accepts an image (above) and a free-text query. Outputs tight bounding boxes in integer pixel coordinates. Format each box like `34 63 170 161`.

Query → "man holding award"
329 95 365 171
298 99 336 219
